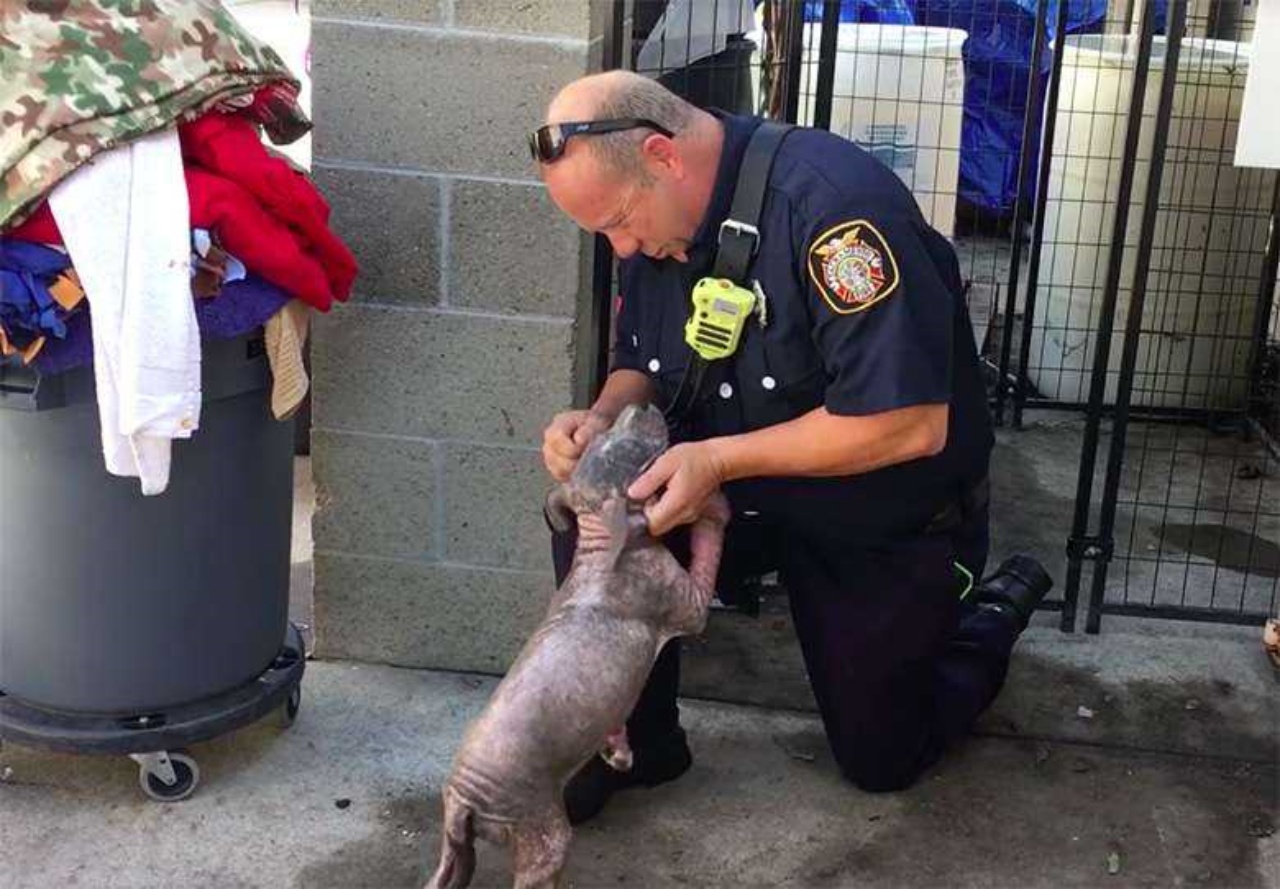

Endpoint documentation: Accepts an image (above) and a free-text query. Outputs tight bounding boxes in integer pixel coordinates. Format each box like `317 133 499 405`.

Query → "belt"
922 476 990 536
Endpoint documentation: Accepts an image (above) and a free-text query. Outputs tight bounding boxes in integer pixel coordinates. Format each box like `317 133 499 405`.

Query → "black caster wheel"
136 750 200 802
280 685 301 729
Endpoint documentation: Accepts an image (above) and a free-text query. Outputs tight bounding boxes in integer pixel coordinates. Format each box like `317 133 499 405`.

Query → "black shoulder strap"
664 120 794 427
712 120 794 284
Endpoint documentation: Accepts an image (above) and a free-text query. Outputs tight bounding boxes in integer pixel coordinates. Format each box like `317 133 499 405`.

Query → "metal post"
782 0 807 124
1061 0 1159 633
1246 176 1280 418
1084 0 1187 634
994 0 1051 427
1122 0 1137 33
812 0 842 131
1013 0 1072 429
591 236 615 398
590 0 628 400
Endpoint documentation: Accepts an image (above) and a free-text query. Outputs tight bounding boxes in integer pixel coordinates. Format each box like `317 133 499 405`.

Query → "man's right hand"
542 410 612 482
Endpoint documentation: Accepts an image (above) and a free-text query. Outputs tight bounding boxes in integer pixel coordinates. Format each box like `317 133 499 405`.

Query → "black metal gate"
986 0 1279 632
594 0 1279 632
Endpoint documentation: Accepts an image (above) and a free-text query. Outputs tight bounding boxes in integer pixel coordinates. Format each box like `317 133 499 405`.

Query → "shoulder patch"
806 220 900 315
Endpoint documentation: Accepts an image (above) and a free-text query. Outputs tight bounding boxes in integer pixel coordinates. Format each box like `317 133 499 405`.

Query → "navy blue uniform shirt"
611 113 994 545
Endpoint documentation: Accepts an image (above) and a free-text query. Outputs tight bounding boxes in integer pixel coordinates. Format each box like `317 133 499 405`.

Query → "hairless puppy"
426 404 729 889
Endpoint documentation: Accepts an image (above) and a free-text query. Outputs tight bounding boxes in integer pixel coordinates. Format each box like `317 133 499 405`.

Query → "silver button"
647 358 661 373
719 382 734 399
762 375 777 391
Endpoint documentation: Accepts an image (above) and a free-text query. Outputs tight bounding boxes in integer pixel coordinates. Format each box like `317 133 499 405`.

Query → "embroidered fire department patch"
807 220 900 315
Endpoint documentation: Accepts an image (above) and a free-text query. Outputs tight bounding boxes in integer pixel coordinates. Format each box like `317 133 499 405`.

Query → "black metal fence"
1055 1 1278 633
596 0 1278 632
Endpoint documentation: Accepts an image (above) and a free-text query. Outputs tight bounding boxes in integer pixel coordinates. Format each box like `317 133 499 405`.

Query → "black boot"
974 554 1054 631
563 727 693 825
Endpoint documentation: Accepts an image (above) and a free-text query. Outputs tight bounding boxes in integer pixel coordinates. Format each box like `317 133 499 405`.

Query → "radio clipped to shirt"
684 277 756 360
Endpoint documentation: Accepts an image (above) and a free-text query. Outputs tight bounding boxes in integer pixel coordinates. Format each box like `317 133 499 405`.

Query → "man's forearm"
709 403 948 482
590 369 656 421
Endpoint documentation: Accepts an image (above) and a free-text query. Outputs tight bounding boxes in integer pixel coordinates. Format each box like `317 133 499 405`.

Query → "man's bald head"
545 71 697 182
539 72 723 263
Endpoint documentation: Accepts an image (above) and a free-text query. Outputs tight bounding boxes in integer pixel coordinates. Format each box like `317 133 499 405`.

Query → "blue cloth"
610 112 993 541
1010 0 1109 38
0 239 76 351
31 274 290 376
803 0 915 23
909 0 1108 213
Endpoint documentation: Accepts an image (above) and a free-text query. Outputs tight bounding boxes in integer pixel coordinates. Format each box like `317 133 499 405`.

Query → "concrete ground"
0 638 1275 889
2 457 1276 888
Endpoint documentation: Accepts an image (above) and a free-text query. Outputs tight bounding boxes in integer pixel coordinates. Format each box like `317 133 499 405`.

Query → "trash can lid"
1061 34 1250 73
828 24 969 58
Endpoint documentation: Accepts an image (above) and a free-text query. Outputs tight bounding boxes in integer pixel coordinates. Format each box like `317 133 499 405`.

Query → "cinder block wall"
309 1 605 672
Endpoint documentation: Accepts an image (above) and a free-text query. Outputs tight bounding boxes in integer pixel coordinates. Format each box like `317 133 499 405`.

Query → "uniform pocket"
740 333 826 428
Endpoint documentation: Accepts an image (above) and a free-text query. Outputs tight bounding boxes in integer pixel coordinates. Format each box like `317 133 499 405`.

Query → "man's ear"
641 133 682 176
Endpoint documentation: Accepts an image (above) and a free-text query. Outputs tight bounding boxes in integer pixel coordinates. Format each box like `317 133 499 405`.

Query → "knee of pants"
831 741 936 794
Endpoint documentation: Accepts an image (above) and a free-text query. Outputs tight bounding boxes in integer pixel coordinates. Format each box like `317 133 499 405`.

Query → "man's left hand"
627 441 727 537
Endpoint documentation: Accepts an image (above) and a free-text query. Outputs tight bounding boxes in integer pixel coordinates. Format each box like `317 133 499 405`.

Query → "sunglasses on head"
527 118 675 164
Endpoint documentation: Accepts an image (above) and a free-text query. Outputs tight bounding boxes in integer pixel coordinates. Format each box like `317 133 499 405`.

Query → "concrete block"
443 443 553 571
313 554 551 671
311 304 574 445
587 0 615 71
311 430 439 561
314 165 440 306
313 0 443 23
312 22 586 178
449 180 582 316
454 0 591 40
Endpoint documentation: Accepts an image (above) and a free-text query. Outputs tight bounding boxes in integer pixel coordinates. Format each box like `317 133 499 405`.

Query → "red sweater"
5 113 357 312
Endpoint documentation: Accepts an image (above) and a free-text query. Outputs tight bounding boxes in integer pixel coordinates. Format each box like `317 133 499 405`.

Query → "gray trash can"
0 333 293 714
657 35 758 114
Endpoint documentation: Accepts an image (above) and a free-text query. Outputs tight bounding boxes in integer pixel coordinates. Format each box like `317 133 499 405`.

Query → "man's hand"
627 441 728 537
542 410 612 482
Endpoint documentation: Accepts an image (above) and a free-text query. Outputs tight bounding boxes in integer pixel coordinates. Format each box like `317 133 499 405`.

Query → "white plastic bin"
802 24 968 237
1030 35 1266 410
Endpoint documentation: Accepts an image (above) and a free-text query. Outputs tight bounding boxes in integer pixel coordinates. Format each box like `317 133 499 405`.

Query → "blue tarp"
1011 0 1109 37
803 1 915 24
911 1 1107 214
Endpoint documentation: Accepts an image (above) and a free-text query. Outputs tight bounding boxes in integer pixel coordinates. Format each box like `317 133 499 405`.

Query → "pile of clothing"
0 1 356 495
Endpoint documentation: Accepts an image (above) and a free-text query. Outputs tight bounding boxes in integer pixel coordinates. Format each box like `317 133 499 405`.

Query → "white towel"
49 129 200 496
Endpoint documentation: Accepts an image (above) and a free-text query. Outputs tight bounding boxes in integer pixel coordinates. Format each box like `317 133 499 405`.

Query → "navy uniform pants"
551 490 1019 793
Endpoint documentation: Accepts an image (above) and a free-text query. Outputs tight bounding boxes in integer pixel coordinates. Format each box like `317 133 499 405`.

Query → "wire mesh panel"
1053 0 1280 630
1098 13 1277 623
1028 15 1270 412
1104 416 1279 623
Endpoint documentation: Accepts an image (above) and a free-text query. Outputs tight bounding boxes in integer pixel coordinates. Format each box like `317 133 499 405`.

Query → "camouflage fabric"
0 0 304 228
